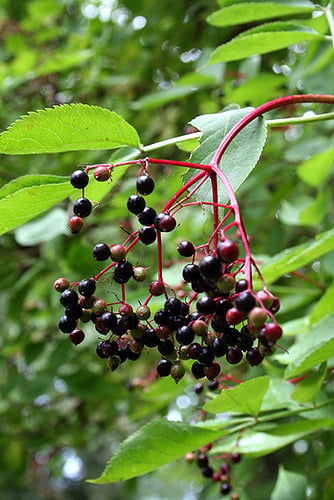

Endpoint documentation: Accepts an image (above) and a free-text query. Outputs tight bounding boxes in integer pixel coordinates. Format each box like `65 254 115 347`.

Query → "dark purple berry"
100 311 117 330
231 452 242 464
73 197 92 218
139 226 156 245
182 264 201 282
60 289 78 307
164 297 182 315
111 317 127 336
199 255 222 280
142 328 160 347
212 337 228 357
176 325 195 345
191 279 212 293
191 361 205 379
194 382 203 394
70 170 89 189
197 346 215 364
226 346 243 364
136 174 155 195
216 239 239 263
196 296 216 315
127 194 146 215
235 279 248 293
221 483 231 495
234 291 256 312
92 243 111 261
65 304 83 320
156 358 172 377
69 328 85 345
177 240 195 257
155 213 176 232
124 343 141 360
78 278 96 297
58 316 77 334
204 362 221 380
137 206 157 225
122 313 139 330
197 453 208 467
201 465 214 478
113 260 134 283
246 348 264 366
158 339 175 356
207 379 219 391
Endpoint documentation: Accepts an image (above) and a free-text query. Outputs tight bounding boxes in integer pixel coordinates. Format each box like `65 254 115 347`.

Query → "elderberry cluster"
185 444 242 498
54 162 282 384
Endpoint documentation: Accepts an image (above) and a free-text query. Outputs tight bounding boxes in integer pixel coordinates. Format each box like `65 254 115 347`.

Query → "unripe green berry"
136 304 151 320
171 361 185 383
133 267 147 282
217 273 236 293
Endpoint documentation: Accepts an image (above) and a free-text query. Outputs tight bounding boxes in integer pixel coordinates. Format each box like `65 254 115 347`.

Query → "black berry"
127 194 146 214
60 289 78 308
137 206 157 225
139 226 156 245
234 291 256 312
155 213 176 232
78 278 96 297
177 240 195 257
58 315 77 333
176 325 195 345
113 260 134 283
70 170 89 189
136 174 155 195
92 243 111 261
199 255 222 280
156 358 172 377
73 197 92 218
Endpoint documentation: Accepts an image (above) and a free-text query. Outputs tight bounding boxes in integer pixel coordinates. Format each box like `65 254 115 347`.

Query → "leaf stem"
267 110 334 127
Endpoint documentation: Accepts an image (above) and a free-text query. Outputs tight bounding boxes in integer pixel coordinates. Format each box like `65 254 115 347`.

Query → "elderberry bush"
54 158 283 386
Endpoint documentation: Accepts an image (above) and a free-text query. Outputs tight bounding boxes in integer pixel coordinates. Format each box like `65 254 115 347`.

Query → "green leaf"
209 22 323 64
204 376 270 416
285 314 334 378
309 282 334 325
89 417 224 484
0 175 72 235
0 104 140 154
14 207 68 245
260 227 334 284
186 108 267 205
208 2 314 28
279 192 328 227
297 148 334 187
132 86 203 111
213 418 334 457
271 466 307 500
291 363 327 403
224 73 287 106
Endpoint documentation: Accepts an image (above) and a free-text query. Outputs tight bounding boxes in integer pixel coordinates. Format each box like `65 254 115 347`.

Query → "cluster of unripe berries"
185 443 242 498
54 164 282 385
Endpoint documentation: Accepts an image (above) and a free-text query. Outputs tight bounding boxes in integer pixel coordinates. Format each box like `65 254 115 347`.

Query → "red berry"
69 215 84 234
54 277 70 292
149 280 165 296
264 322 282 342
93 166 110 182
216 239 239 263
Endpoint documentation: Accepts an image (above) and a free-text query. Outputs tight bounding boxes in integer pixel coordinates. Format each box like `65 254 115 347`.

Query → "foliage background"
0 0 333 498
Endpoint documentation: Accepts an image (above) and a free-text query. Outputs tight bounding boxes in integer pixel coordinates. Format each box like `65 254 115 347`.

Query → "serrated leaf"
204 376 270 416
209 22 323 64
285 315 334 378
271 466 307 500
208 2 314 28
260 227 334 284
0 175 72 235
185 108 266 205
89 417 224 484
297 148 334 187
0 104 140 154
291 363 327 403
213 418 334 457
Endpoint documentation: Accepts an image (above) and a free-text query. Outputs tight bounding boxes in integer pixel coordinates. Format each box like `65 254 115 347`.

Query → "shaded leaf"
213 418 334 457
285 314 334 377
204 376 270 416
89 417 224 484
14 207 68 245
291 363 327 403
309 282 334 325
271 466 307 500
0 104 140 154
297 148 334 187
